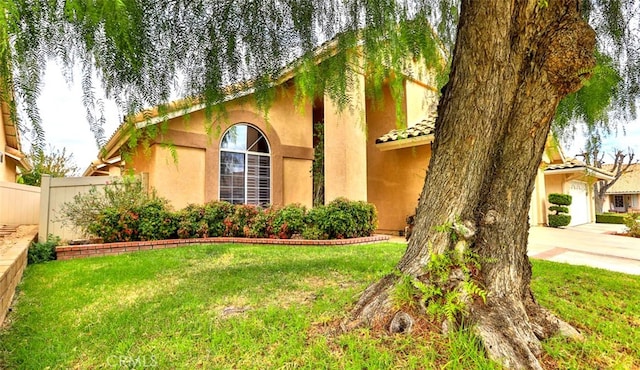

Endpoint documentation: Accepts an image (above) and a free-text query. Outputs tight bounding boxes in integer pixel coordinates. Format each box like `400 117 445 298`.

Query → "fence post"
140 172 149 193
38 174 51 243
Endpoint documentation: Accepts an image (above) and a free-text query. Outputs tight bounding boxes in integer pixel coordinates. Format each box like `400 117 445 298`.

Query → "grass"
1 243 638 369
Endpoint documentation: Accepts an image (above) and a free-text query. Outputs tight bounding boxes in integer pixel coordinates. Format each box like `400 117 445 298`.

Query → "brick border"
55 235 391 260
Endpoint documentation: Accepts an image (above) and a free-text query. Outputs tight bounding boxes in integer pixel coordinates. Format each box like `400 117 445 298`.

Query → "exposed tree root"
341 275 583 369
472 299 545 369
341 274 398 332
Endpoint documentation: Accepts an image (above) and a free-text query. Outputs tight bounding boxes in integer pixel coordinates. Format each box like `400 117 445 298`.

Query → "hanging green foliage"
0 0 637 150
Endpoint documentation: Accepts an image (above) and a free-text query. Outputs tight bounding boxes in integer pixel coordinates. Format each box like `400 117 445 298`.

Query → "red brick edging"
55 235 391 260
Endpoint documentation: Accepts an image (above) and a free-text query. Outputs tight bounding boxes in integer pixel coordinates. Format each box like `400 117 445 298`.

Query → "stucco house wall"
87 64 442 233
119 83 315 210
366 83 434 233
1 100 29 183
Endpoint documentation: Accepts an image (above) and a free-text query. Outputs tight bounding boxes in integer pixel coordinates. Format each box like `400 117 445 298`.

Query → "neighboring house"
0 100 30 182
602 163 640 213
83 53 609 233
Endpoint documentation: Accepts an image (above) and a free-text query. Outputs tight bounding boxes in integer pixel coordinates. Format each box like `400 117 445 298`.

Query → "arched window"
219 124 271 205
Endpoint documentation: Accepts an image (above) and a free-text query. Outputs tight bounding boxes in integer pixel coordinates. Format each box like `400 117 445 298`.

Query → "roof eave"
605 190 640 195
375 134 434 151
544 166 615 181
4 145 31 171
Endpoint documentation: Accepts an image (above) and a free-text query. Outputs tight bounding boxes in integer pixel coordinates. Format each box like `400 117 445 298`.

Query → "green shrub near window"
225 205 261 237
246 207 275 238
272 204 307 238
203 201 235 237
307 198 377 239
177 204 209 239
67 192 378 242
138 199 179 241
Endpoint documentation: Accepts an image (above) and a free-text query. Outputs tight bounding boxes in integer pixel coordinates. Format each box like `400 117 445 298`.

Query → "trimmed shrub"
247 207 274 238
69 195 378 243
548 214 572 228
177 204 209 238
88 208 130 243
548 205 569 214
623 213 640 238
203 201 235 237
307 198 378 239
301 225 327 240
596 213 627 224
548 193 572 206
138 199 178 240
548 193 572 228
28 235 60 264
271 204 307 238
225 204 261 237
88 198 177 242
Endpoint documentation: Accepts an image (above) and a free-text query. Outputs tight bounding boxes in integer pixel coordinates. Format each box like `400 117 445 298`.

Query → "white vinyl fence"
39 175 117 242
0 181 40 225
39 174 150 242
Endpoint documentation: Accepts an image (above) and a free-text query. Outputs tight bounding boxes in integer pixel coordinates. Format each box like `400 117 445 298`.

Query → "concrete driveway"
528 223 640 275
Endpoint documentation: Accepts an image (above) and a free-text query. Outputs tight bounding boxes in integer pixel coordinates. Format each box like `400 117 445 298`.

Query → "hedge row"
87 198 378 243
595 213 627 224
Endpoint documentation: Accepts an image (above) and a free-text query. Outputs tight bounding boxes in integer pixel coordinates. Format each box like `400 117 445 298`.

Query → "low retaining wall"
56 235 391 260
1 226 38 325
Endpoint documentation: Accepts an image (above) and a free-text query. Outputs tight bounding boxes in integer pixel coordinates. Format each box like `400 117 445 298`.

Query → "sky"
34 62 640 172
561 117 640 163
33 63 122 174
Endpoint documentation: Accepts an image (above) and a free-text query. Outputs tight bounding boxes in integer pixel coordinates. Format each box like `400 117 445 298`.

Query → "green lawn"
1 243 638 369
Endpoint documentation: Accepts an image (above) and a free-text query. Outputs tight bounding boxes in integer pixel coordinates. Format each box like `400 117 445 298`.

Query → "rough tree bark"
343 1 595 369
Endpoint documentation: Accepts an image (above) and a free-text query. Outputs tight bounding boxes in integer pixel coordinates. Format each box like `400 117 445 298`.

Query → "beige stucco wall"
543 174 565 225
283 158 313 207
126 83 314 209
544 174 564 195
324 71 368 202
528 167 547 226
405 80 437 126
146 145 206 209
366 84 432 233
0 159 17 183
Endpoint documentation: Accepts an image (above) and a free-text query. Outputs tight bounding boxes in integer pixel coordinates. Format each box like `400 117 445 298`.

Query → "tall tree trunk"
344 1 595 368
595 183 606 213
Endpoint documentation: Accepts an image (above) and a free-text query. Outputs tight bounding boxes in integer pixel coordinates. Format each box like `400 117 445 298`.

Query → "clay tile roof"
603 163 640 194
375 111 437 144
545 158 615 179
545 158 587 171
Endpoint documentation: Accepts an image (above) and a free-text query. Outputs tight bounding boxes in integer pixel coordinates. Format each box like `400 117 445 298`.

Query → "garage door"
568 181 589 226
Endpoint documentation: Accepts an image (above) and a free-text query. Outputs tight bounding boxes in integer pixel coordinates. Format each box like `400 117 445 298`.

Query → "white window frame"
219 123 271 205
